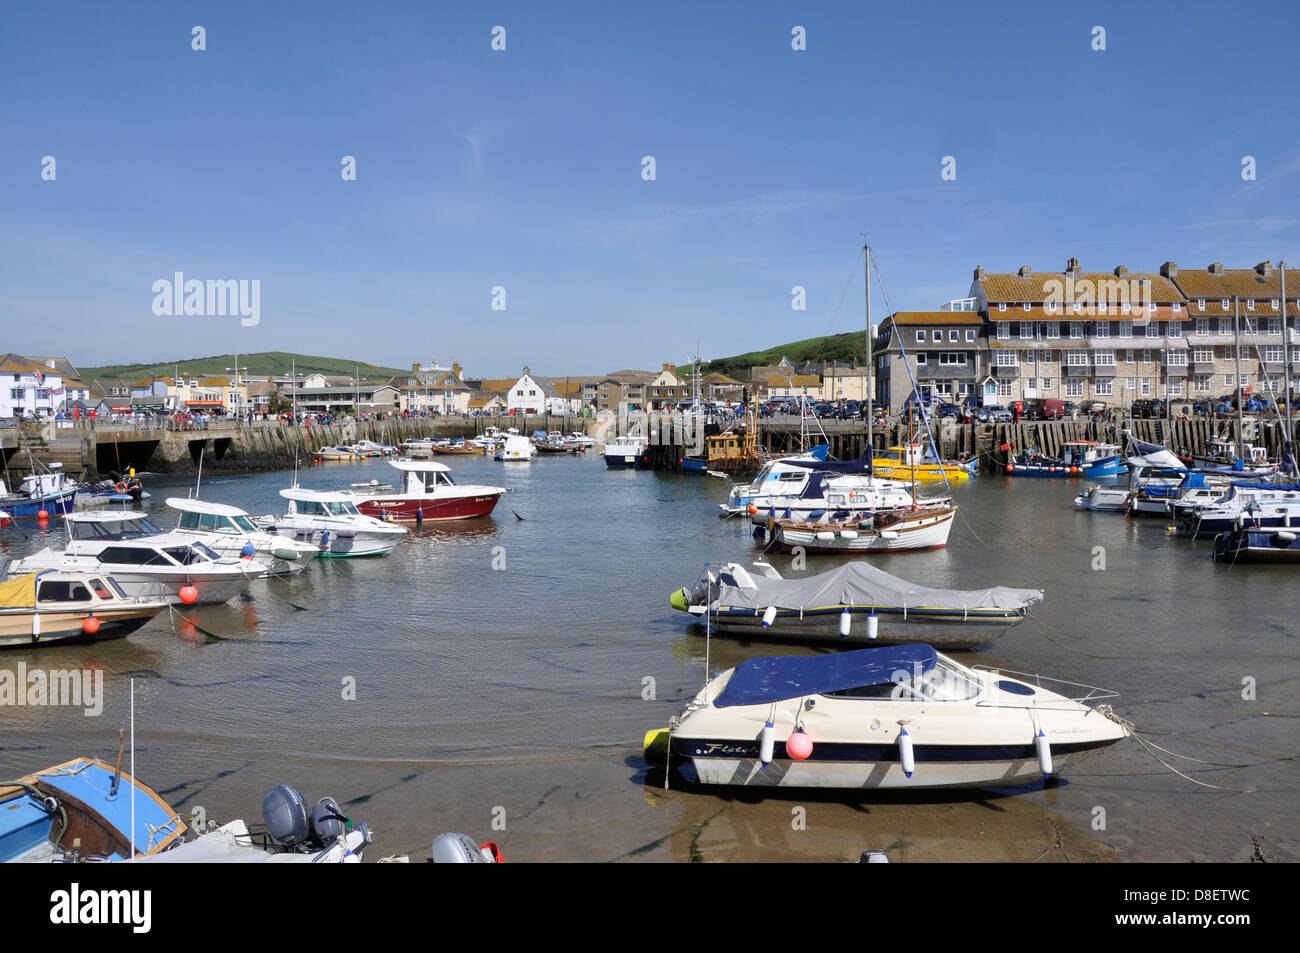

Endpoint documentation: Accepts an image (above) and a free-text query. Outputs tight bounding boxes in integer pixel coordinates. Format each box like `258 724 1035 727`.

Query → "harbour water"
1 455 1295 862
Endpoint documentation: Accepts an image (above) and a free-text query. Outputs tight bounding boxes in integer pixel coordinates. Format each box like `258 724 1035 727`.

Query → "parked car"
1079 400 1108 418
1024 398 1066 420
976 404 1014 422
936 402 963 419
1130 398 1167 419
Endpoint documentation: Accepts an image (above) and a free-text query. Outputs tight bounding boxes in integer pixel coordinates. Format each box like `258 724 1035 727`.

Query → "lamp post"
225 363 248 417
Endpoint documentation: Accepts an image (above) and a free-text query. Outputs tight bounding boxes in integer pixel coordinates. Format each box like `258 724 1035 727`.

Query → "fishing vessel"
648 644 1128 790
669 561 1041 647
0 464 78 518
347 459 506 522
868 445 976 482
166 497 320 574
766 505 957 554
1007 442 1125 478
0 571 169 649
603 425 649 469
7 511 251 605
259 487 408 556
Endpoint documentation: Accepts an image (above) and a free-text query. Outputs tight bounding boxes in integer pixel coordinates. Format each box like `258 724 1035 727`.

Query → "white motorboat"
720 458 870 515
7 511 251 605
565 431 595 448
1072 485 1132 512
652 644 1128 790
768 505 957 554
346 459 507 522
0 570 169 649
669 561 1042 648
261 487 408 556
1174 483 1300 537
166 497 319 574
495 435 537 461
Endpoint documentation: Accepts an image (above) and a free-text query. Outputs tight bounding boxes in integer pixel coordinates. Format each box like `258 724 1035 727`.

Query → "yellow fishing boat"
869 445 975 481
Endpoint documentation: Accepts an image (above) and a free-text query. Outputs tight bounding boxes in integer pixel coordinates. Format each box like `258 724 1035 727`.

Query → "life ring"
115 481 128 494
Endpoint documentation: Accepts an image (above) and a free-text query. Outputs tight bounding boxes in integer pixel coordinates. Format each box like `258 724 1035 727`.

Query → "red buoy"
38 509 50 520
81 614 100 635
1006 464 1014 472
178 584 199 605
786 729 814 761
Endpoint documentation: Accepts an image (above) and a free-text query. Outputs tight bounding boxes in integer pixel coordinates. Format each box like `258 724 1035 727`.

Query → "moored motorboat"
767 505 957 554
868 445 975 482
166 497 319 574
1212 526 1300 563
1073 485 1132 512
315 446 358 461
7 511 251 605
649 644 1128 790
347 459 506 522
0 571 169 649
669 561 1042 647
260 486 408 556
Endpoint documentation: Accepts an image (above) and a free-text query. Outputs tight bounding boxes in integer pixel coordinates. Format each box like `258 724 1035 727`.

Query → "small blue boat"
1213 526 1300 563
1007 441 1126 478
0 466 77 518
0 757 186 862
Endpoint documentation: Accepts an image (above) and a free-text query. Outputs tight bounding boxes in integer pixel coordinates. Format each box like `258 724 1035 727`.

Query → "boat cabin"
1061 441 1120 465
287 496 363 518
65 512 163 541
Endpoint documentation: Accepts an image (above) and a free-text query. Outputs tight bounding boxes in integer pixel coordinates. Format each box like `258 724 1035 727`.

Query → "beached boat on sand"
648 644 1128 790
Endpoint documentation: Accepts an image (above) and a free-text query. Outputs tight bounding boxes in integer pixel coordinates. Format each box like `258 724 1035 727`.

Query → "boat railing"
972 666 1120 707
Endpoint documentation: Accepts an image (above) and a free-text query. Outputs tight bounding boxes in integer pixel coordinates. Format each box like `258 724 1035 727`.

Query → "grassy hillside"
79 351 410 384
688 332 868 382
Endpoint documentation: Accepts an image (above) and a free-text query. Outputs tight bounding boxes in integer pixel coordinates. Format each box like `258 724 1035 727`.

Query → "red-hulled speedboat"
346 459 507 522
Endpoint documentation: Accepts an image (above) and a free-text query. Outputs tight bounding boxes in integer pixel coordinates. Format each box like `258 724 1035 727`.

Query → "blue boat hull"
1 489 76 518
681 457 709 475
1007 456 1126 478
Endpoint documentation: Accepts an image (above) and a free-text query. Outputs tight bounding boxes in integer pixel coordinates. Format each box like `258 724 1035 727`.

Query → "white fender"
762 606 778 628
1036 729 1053 778
898 727 915 779
759 721 775 765
839 609 852 638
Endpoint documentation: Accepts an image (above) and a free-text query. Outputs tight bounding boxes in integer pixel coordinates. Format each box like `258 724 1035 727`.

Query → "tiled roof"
888 311 984 326
978 270 1185 304
1172 265 1296 317
988 307 1190 322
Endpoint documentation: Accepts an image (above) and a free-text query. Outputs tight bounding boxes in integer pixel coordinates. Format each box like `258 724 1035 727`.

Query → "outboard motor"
429 832 498 863
262 785 310 848
309 797 350 846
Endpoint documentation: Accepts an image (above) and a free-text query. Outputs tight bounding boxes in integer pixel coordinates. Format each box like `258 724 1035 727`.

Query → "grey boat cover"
715 563 1043 612
715 644 937 708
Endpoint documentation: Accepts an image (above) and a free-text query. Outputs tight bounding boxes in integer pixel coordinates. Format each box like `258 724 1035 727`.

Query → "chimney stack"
1209 263 1224 275
1160 261 1177 278
1066 257 1081 278
973 265 985 280
412 361 420 373
452 361 462 377
1256 260 1273 278
1114 265 1128 278
1018 266 1032 278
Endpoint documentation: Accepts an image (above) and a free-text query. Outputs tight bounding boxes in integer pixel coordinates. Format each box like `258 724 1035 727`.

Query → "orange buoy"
38 509 49 520
1006 464 1014 472
81 614 100 635
178 584 199 605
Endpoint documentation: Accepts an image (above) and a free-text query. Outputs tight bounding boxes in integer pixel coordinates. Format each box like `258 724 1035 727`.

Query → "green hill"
688 332 868 382
79 351 409 384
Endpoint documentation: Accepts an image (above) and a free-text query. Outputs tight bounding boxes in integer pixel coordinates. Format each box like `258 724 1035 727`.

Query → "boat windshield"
829 656 981 702
324 500 359 516
71 517 162 541
179 511 257 535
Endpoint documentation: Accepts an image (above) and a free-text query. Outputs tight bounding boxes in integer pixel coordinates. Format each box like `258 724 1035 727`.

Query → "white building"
1 354 67 418
507 367 575 415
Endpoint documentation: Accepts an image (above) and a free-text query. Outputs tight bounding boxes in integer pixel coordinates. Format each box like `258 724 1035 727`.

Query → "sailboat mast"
1283 263 1292 456
865 244 873 453
1234 296 1244 456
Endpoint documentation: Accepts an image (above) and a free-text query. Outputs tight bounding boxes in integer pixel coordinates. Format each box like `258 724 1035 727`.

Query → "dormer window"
1172 303 1181 312
1121 301 1131 313
1197 299 1205 310
1046 300 1057 313
1272 300 1279 310
1222 299 1230 310
1247 299 1255 310
1022 302 1030 312
998 303 1007 312
1148 302 1157 313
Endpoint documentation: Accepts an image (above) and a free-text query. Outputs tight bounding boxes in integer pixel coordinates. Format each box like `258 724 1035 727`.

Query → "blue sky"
2 1 1297 377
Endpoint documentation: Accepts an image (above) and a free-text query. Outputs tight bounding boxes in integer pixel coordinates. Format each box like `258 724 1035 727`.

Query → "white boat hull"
773 509 955 553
